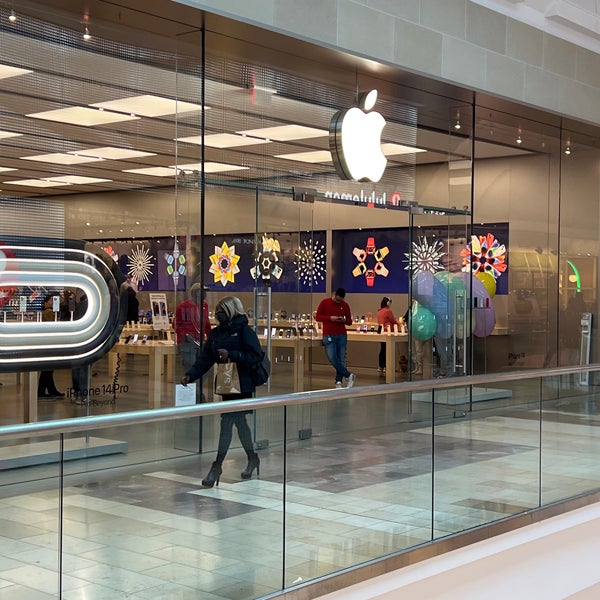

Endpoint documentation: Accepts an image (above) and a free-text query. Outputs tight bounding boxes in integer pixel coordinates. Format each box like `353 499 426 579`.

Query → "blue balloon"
413 272 453 338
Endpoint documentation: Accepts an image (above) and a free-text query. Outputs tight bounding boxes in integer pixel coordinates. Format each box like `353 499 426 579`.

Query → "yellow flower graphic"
209 241 240 286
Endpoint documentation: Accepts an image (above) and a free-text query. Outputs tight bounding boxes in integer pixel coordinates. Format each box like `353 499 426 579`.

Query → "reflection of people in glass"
38 294 65 399
181 296 262 487
561 293 587 364
377 296 397 374
174 284 211 370
71 292 90 399
126 286 139 323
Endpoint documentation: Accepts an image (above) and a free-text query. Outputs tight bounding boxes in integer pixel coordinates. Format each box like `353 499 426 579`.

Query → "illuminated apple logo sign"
329 89 387 183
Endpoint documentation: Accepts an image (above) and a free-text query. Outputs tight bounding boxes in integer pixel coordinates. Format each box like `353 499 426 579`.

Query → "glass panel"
557 128 599 368
62 414 285 599
433 379 541 538
284 389 433 588
473 106 561 374
541 370 600 505
0 435 61 596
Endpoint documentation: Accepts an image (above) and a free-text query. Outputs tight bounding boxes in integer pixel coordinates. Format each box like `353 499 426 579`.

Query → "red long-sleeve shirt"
174 300 211 344
315 297 352 336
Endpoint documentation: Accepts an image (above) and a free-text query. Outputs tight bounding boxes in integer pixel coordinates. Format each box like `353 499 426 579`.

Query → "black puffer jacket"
185 314 262 395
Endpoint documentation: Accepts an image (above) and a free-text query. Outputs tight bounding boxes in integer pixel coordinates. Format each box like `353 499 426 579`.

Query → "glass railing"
1 365 599 598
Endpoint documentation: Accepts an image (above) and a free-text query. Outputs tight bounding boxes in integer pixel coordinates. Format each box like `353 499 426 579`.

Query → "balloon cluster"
411 270 496 341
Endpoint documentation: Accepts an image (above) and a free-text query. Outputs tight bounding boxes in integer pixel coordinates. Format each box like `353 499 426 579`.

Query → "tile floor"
0 363 599 598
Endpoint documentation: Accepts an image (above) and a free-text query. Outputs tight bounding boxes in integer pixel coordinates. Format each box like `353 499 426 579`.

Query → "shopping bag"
214 361 241 395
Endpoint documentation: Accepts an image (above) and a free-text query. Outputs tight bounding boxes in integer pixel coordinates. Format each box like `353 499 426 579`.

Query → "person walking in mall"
376 296 397 375
315 287 356 389
180 296 263 488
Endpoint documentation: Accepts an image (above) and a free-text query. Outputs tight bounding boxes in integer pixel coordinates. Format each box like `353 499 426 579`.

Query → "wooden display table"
108 341 178 408
346 331 408 383
260 335 323 392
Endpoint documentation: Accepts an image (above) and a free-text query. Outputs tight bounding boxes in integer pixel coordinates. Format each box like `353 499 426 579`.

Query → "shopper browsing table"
315 287 356 389
377 296 397 374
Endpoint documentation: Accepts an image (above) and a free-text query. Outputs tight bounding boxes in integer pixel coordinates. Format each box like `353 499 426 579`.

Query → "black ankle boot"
241 454 260 479
202 462 222 488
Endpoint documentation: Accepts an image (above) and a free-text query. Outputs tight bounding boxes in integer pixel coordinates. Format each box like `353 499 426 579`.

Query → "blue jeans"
323 334 351 383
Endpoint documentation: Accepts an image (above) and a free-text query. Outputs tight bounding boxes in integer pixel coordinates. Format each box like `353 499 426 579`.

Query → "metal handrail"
1 363 596 440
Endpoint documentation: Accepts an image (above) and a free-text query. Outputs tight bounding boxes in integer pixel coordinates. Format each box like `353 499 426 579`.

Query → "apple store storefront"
0 4 598 425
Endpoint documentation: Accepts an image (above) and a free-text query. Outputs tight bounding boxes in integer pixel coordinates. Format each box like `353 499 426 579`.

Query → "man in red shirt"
315 287 356 389
174 283 211 370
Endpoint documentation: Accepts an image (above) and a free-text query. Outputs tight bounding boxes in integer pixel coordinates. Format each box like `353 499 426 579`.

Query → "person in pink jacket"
377 296 397 374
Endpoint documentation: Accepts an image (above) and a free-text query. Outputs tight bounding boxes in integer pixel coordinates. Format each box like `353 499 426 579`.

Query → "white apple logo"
329 89 387 183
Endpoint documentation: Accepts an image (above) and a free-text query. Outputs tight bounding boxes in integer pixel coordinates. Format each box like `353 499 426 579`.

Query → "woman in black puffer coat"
181 296 263 487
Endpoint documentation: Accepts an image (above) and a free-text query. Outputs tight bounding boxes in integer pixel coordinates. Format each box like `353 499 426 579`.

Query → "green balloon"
435 270 467 300
411 301 437 341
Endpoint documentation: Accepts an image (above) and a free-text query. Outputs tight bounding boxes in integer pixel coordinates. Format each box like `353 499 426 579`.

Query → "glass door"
407 208 472 380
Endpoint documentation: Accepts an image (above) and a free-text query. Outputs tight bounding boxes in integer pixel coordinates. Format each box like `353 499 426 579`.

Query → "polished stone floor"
0 361 599 599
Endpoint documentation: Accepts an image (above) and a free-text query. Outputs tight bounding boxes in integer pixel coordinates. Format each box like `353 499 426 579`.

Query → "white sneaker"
346 373 356 388
335 381 342 389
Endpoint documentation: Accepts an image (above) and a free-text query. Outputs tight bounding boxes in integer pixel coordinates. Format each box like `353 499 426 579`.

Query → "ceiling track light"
8 9 16 22
565 142 571 155
83 26 91 41
516 134 522 145
453 111 461 130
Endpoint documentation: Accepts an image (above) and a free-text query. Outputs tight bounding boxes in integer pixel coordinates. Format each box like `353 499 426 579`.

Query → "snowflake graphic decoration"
101 245 119 262
250 235 282 284
461 233 507 278
404 236 445 275
209 241 240 286
295 239 327 286
127 245 155 287
164 239 186 289
352 236 389 287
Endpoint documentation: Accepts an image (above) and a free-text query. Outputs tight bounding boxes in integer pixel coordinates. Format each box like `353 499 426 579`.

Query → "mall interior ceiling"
0 0 596 207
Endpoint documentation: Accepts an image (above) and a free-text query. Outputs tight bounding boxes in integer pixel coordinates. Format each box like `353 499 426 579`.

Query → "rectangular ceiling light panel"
4 179 69 188
178 133 271 148
174 162 249 173
90 95 204 117
27 107 140 126
275 150 332 163
21 153 104 165
73 147 156 160
0 65 33 79
236 125 328 141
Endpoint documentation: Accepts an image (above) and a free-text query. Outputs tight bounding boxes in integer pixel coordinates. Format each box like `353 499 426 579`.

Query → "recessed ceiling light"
0 64 32 79
0 130 22 139
21 153 104 165
27 107 140 127
122 167 176 177
47 175 112 184
4 179 69 187
275 150 332 163
173 162 249 173
73 147 156 160
236 125 328 141
90 95 205 117
381 143 426 155
178 133 271 148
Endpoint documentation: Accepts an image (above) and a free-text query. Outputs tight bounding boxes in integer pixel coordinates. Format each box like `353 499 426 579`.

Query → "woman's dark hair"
380 296 391 309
